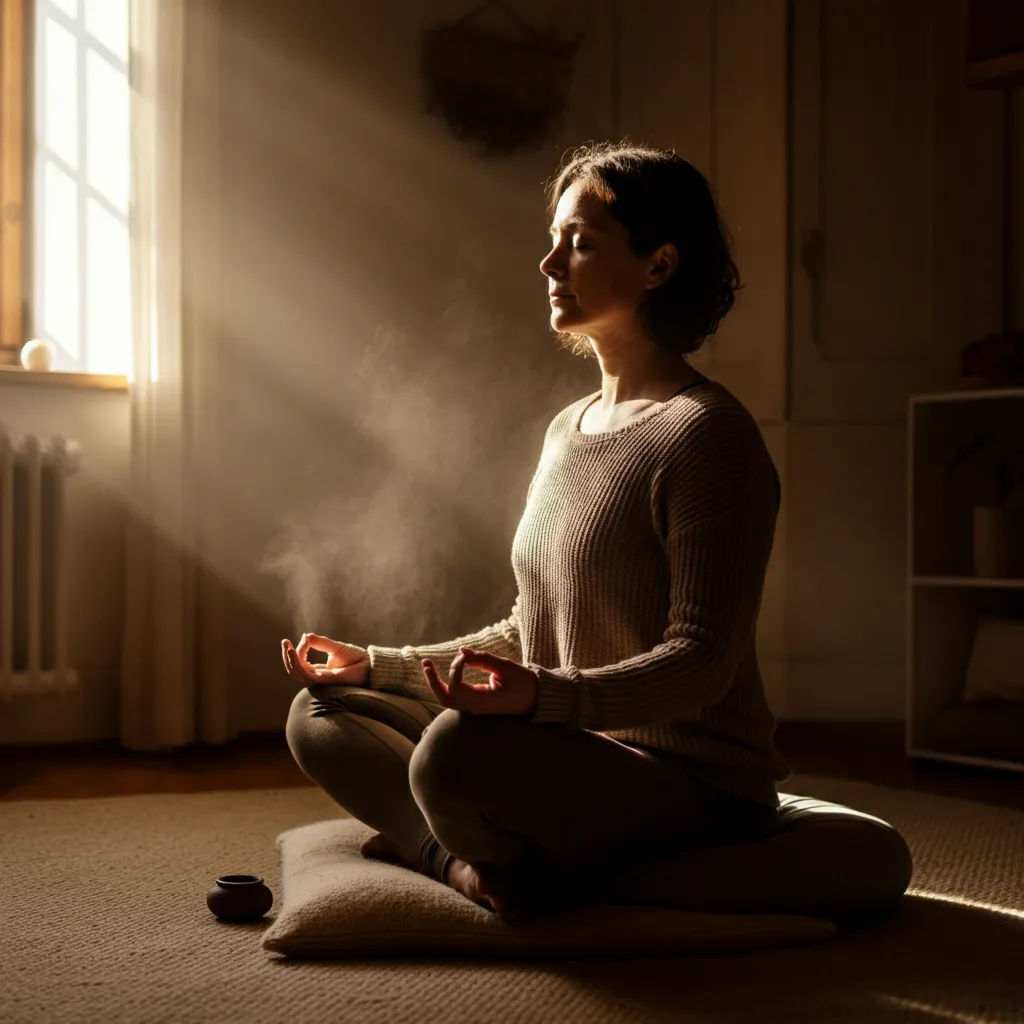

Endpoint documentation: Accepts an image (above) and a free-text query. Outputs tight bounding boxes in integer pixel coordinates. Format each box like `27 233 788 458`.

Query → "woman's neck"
597 361 705 407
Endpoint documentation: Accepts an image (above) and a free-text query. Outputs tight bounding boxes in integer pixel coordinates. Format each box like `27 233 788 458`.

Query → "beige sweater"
367 378 793 807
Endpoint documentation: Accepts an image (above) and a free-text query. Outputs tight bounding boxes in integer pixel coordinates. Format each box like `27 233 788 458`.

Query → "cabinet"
908 388 1024 771
790 0 1002 424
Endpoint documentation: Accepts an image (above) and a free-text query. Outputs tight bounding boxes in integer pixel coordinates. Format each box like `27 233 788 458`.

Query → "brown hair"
545 141 741 357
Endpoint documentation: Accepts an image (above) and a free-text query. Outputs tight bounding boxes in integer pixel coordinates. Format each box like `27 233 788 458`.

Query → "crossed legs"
285 684 777 917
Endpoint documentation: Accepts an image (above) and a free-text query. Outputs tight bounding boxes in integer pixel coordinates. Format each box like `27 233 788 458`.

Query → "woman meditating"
281 141 792 923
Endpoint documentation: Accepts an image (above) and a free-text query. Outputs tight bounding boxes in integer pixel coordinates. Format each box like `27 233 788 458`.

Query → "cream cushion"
261 815 837 959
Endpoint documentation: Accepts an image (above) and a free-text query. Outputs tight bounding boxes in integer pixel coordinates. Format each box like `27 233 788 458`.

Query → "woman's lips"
550 295 574 303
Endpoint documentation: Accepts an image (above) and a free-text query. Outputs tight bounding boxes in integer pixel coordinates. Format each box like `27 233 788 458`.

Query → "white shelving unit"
907 387 1024 773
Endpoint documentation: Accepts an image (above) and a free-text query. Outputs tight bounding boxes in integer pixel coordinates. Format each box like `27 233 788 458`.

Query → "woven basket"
420 2 580 158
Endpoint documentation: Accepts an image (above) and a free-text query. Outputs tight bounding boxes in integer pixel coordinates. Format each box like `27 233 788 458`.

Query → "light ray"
872 993 1007 1024
909 887 1024 921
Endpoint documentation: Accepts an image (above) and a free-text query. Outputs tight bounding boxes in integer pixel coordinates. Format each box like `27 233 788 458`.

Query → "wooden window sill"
0 365 128 391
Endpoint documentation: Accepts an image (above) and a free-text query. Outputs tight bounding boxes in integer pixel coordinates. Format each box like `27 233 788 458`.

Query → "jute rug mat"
3 773 1022 1024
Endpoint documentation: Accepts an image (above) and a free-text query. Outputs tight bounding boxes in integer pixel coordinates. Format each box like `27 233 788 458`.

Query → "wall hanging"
420 0 584 159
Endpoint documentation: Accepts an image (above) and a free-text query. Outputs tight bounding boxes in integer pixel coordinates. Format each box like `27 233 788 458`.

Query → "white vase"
972 505 1024 578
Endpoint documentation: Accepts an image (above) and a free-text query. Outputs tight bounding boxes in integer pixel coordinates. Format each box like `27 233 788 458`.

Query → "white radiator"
0 429 80 698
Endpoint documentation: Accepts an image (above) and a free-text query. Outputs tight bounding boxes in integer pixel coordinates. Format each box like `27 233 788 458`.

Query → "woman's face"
539 178 676 346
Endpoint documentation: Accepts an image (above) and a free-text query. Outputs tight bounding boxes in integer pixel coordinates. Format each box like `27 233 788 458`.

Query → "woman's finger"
445 653 488 712
287 646 321 685
422 660 450 706
283 647 297 682
286 647 305 682
447 651 468 691
307 633 343 656
286 642 307 681
459 648 506 678
311 666 358 682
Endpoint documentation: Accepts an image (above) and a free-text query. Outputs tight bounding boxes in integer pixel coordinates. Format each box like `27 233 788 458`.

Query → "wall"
5 0 1013 744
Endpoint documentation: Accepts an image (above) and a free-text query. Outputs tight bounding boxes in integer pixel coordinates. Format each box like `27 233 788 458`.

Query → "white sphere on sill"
20 339 55 372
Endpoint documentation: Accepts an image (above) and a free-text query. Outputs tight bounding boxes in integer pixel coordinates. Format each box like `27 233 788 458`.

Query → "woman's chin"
550 309 582 332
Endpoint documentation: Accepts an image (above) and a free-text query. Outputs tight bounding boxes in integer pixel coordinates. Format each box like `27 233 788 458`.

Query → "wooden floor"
1 722 1022 809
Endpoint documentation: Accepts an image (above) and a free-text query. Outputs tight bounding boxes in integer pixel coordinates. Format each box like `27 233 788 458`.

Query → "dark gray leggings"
284 684 780 898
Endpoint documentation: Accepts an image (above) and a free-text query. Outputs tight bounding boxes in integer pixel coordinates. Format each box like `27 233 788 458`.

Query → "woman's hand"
422 647 540 717
280 633 371 688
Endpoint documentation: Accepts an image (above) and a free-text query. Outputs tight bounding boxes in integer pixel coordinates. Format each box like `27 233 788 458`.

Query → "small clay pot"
207 874 273 922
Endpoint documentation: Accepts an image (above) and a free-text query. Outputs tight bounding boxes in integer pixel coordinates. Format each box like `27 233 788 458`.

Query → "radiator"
0 430 81 698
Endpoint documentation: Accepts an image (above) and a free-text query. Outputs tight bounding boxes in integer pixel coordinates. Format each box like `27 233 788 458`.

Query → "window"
25 0 131 375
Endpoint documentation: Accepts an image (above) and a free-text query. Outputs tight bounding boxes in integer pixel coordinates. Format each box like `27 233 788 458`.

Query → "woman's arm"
366 599 524 704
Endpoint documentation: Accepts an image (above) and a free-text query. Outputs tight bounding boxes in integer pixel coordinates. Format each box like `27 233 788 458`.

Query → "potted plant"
944 429 1024 576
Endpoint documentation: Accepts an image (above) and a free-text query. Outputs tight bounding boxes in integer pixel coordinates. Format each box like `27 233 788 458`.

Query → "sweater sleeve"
526 409 779 730
366 597 524 703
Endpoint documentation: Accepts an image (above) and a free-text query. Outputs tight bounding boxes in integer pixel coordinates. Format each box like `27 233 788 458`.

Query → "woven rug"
3 773 1022 1024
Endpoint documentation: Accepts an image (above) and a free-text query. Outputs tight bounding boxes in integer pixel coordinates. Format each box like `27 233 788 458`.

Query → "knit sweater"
367 377 793 807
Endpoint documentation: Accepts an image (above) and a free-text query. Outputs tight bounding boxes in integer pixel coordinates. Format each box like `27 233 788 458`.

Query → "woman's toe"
475 863 527 921
360 832 401 862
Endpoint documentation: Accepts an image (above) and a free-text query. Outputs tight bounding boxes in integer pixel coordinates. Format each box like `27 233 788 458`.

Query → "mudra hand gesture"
281 632 540 717
423 648 540 718
280 633 371 687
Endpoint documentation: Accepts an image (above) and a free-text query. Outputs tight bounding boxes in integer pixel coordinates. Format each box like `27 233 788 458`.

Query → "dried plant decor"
420 0 582 158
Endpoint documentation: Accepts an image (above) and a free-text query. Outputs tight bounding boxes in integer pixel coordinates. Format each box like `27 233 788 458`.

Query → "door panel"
790 0 1002 423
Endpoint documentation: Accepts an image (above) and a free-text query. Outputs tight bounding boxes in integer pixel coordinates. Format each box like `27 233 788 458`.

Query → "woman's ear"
647 242 679 289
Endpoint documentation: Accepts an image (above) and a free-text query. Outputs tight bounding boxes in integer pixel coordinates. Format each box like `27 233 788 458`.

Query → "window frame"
0 0 26 367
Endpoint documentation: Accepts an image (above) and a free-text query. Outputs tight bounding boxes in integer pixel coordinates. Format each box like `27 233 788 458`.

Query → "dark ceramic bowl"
206 874 273 922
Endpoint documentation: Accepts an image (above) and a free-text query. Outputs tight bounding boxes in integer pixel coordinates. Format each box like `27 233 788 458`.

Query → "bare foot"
445 857 531 922
360 832 416 869
361 835 536 922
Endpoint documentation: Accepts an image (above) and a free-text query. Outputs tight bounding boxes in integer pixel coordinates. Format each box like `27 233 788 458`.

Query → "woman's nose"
539 250 563 277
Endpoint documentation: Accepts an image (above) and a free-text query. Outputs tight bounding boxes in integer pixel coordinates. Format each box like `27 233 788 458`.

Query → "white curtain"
122 0 235 750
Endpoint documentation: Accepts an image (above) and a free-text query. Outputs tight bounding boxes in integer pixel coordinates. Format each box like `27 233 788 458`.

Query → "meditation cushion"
261 791 913 959
601 791 915 929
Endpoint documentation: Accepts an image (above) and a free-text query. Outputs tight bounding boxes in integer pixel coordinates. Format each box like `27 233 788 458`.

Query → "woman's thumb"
313 666 346 678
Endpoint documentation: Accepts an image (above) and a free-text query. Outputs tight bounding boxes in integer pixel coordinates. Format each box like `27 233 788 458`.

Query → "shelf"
909 389 1024 774
909 394 1024 583
912 575 1024 589
910 385 1024 405
908 747 1024 773
966 50 1024 88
